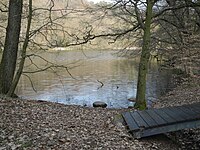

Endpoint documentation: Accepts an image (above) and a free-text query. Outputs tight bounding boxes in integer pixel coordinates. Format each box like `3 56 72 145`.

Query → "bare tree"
154 0 200 76
7 0 33 97
134 0 157 110
0 0 23 95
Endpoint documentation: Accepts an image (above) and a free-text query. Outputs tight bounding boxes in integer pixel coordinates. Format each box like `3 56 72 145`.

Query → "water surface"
16 50 174 108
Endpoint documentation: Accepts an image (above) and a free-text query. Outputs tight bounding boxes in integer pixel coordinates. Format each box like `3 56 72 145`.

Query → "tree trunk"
7 0 32 97
0 0 23 95
134 0 155 110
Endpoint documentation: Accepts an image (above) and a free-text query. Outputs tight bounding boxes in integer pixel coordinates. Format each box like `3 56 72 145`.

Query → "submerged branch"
97 80 104 89
22 73 37 93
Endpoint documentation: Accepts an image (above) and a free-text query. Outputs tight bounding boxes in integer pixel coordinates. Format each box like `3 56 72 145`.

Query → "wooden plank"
188 105 200 114
123 103 200 139
153 109 176 124
130 111 149 128
190 102 200 108
187 103 200 112
172 107 191 120
145 109 167 125
184 105 200 118
138 111 158 127
138 119 200 138
122 112 140 131
177 106 200 120
183 105 200 115
162 107 185 122
174 106 194 120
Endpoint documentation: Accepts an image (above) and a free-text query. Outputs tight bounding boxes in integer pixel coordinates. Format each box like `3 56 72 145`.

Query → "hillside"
0 0 134 50
30 0 127 50
33 0 91 9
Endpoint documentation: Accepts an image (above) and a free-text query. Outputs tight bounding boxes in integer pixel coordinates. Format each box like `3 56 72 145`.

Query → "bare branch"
22 73 37 93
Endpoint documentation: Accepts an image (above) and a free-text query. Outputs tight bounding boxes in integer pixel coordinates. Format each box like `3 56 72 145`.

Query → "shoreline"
0 77 199 149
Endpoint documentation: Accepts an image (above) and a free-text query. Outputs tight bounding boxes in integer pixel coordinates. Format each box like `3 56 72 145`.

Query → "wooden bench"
122 103 200 138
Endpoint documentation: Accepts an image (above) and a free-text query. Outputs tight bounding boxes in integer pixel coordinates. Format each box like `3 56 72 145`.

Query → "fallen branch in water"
97 80 104 89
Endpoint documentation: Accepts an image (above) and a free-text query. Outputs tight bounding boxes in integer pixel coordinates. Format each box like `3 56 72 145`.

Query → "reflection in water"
16 50 174 108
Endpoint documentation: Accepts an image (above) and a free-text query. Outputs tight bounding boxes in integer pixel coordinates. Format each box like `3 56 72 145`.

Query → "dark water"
16 49 174 108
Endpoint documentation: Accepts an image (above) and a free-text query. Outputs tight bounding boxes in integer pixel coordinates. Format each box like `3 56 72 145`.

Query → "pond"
16 49 175 108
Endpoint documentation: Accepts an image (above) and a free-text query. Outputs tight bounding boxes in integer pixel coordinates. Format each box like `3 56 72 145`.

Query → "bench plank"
122 112 140 131
122 103 200 138
145 109 167 125
138 111 158 127
153 109 176 124
130 111 149 128
161 107 185 122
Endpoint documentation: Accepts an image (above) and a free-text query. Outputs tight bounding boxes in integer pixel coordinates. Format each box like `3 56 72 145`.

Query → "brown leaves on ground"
155 77 200 150
0 98 177 150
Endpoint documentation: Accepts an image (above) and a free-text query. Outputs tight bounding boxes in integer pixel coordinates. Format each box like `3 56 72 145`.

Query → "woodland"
0 0 200 149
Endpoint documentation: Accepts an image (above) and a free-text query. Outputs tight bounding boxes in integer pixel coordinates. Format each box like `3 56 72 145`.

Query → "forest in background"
0 0 131 51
